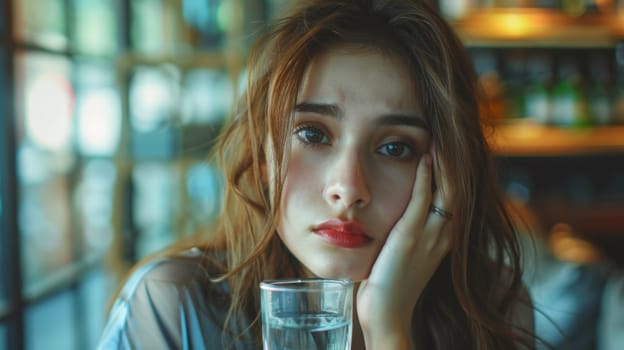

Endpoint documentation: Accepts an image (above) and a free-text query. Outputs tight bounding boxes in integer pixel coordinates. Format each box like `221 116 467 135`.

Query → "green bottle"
552 58 590 128
524 53 552 125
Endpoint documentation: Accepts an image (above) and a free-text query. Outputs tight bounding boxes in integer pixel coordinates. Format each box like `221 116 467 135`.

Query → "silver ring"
430 205 453 219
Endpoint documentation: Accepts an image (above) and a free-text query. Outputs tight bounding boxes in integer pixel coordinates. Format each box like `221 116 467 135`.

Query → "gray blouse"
97 248 535 349
97 248 257 350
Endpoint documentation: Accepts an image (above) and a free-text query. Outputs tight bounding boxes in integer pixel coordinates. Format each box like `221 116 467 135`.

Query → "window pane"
15 52 73 153
14 52 76 294
131 0 184 53
22 267 116 350
183 161 223 235
132 161 181 259
24 290 77 350
71 0 118 55
180 68 233 125
129 65 180 160
18 145 74 294
181 0 226 48
74 61 121 157
13 0 67 50
78 268 118 349
129 65 179 133
74 160 116 255
179 67 233 158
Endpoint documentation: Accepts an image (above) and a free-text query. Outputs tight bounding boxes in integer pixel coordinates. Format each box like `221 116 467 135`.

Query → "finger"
389 153 433 238
411 153 434 221
367 153 435 281
425 147 455 242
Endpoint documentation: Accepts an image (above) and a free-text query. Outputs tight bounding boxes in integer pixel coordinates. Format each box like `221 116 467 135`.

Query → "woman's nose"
323 151 371 210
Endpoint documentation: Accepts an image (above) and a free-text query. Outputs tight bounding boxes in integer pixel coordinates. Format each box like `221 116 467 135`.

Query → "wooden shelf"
487 122 624 156
451 9 624 48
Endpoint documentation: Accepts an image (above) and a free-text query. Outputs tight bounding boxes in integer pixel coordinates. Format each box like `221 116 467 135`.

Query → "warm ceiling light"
495 13 534 38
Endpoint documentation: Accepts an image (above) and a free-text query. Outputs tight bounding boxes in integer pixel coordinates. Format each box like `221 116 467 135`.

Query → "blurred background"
0 0 623 349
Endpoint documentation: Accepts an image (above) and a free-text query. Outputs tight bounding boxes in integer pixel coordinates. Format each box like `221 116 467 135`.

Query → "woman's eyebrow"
376 114 429 131
294 102 342 118
294 101 429 130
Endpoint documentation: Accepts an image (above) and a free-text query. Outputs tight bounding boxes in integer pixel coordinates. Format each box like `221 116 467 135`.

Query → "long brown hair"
190 0 532 348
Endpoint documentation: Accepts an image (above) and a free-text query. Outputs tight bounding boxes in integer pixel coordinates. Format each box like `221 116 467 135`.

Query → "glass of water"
260 278 354 350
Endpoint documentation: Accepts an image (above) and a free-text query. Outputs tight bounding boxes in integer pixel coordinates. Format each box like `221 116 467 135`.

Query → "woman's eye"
295 126 330 145
377 142 414 160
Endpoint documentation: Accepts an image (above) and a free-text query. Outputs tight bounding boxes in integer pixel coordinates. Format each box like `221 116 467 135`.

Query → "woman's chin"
308 266 370 281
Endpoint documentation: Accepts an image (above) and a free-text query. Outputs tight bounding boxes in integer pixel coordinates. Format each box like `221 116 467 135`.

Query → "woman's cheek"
375 166 417 220
281 151 323 207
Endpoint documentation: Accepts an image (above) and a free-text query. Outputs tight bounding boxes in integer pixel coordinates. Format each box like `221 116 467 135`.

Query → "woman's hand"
356 151 455 349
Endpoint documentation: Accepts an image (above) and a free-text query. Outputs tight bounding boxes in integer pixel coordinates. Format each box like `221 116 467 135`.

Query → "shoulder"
113 247 226 309
97 248 245 349
121 248 217 293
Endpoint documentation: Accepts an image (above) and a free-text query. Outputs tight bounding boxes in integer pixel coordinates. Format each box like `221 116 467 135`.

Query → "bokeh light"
76 89 121 156
24 73 74 152
129 66 179 132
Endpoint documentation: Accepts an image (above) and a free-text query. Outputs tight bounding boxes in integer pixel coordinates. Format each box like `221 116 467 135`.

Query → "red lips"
312 219 373 248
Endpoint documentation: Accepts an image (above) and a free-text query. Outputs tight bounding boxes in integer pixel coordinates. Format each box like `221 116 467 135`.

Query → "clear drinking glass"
260 278 354 350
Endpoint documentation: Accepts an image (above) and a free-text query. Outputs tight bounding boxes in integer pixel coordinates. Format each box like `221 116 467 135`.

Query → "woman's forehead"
296 44 421 111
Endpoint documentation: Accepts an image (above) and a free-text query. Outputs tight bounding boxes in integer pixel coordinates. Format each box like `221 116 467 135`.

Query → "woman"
98 0 535 348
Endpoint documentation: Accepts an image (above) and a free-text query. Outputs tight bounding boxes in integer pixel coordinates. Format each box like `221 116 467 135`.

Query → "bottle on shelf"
473 48 506 122
502 50 527 120
586 52 613 126
561 0 587 16
524 53 553 125
612 42 624 125
551 57 591 128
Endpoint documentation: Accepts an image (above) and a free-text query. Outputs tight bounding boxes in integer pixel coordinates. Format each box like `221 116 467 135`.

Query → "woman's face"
275 45 431 280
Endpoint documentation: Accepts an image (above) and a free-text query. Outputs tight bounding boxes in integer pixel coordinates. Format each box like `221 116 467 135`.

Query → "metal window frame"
0 0 24 347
